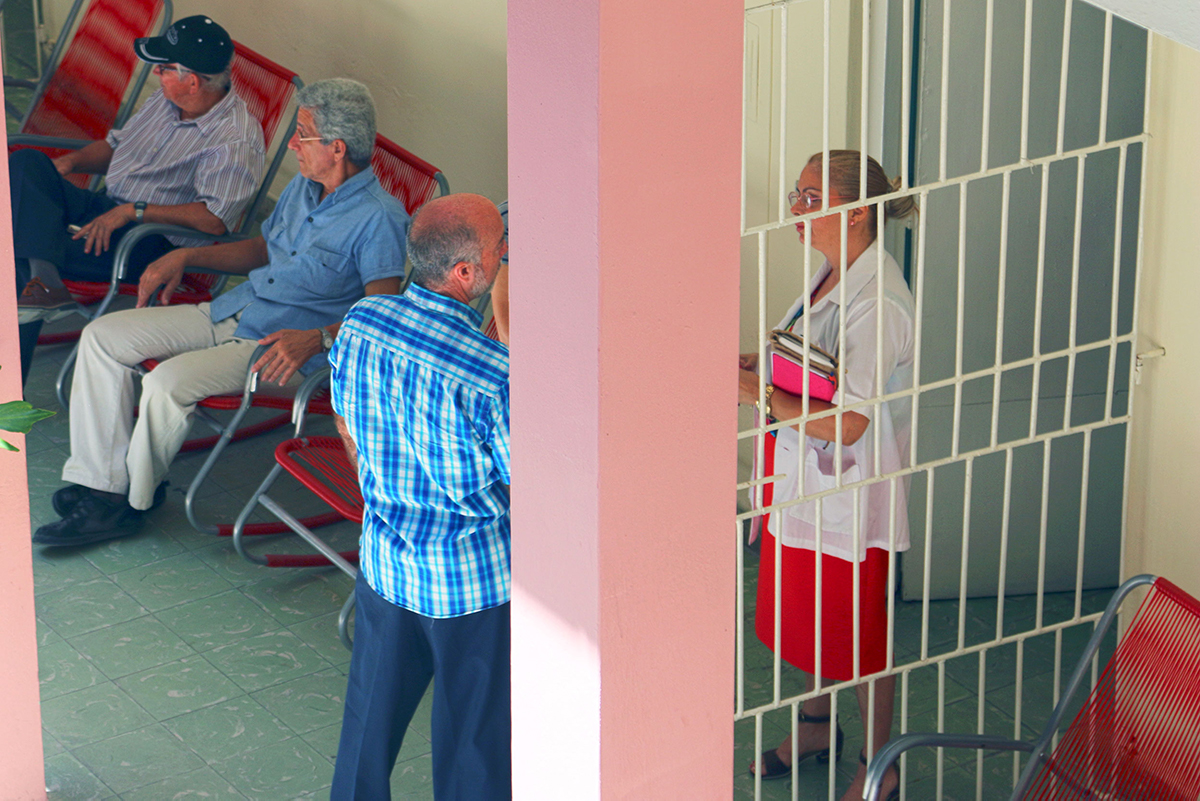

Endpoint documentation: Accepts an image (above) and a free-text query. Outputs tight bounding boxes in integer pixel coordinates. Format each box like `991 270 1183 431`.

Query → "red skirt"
753 431 890 680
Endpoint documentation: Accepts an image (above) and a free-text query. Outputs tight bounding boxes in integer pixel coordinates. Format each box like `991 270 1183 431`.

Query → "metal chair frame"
863 573 1196 801
54 43 304 408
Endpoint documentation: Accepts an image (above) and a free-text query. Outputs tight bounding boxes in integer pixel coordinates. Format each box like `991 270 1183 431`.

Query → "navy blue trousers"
9 148 174 384
331 572 512 800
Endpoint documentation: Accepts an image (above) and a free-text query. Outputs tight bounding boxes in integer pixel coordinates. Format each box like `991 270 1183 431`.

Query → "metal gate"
736 0 1150 797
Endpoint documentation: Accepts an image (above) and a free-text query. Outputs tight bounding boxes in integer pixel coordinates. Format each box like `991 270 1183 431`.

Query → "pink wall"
508 0 743 796
0 83 48 797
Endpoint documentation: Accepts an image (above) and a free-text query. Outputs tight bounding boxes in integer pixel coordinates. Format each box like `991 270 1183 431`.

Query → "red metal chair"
52 42 303 401
864 573 1200 801
181 133 449 539
6 0 171 189
231 318 503 650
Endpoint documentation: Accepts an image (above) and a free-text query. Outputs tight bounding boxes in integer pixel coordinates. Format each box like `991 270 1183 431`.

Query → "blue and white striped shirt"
330 286 511 618
105 88 264 242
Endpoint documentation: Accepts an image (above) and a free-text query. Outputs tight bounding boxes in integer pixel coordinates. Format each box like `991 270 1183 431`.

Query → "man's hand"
52 155 74 176
73 204 135 255
137 249 190 307
253 329 324 387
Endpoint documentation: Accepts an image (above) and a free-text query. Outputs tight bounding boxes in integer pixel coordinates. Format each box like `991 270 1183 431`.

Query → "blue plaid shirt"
330 286 511 618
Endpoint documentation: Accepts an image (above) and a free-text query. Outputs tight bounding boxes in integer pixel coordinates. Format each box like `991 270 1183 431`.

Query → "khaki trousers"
62 303 295 510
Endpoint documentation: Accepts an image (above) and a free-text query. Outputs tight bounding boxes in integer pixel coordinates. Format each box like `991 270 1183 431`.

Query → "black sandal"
750 710 845 780
860 750 900 801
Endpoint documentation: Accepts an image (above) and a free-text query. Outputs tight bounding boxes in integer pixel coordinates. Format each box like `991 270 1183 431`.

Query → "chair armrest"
863 733 1034 801
291 368 332 433
6 133 92 151
110 223 254 283
3 77 37 90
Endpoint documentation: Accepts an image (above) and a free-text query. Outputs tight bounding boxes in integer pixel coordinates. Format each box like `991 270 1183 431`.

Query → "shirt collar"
175 87 239 134
809 240 882 309
301 168 378 208
406 283 485 329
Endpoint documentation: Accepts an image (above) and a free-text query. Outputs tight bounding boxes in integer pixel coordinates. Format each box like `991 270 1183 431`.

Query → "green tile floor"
25 334 1115 800
25 330 432 800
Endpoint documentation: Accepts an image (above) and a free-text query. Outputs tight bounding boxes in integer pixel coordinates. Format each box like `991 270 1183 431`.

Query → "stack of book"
768 330 838 402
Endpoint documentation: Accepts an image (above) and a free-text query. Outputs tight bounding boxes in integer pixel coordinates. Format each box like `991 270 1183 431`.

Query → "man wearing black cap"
10 14 263 384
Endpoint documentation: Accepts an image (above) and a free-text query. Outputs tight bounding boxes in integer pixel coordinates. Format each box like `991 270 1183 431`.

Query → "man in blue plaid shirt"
329 193 510 800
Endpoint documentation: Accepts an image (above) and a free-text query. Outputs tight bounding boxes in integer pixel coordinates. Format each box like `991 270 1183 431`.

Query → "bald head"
408 194 506 301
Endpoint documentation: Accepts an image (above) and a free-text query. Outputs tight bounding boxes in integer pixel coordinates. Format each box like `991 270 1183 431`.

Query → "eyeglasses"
787 187 844 211
292 131 327 144
152 64 188 77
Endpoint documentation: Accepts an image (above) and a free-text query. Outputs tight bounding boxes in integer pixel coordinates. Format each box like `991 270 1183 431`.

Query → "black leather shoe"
52 481 168 517
34 492 143 547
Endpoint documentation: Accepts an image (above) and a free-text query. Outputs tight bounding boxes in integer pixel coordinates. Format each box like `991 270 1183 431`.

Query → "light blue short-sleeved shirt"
210 169 409 374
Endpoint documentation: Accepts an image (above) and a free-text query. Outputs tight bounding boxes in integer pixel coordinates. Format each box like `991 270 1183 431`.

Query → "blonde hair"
805 150 918 234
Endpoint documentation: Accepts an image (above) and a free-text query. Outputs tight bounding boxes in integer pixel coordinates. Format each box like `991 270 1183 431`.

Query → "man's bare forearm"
335 415 359 472
175 236 269 275
140 201 227 236
57 140 114 175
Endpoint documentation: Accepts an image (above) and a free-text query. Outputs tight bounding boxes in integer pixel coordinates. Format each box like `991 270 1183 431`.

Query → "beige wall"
45 0 509 203
1125 34 1200 597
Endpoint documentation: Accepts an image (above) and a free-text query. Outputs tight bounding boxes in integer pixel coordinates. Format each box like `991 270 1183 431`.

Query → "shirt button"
291 250 297 256
268 278 274 284
307 216 313 223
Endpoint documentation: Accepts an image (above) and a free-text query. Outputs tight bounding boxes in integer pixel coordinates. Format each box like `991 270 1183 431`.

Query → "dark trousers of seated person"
10 148 173 385
331 572 512 800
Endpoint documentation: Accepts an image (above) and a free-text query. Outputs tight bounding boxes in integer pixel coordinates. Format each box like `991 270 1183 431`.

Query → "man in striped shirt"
11 15 263 382
329 194 511 800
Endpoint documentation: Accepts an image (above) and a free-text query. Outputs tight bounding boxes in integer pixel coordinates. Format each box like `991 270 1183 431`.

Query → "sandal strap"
797 709 833 724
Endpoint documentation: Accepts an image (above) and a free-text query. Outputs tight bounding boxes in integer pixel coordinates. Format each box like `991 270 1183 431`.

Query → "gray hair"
408 213 484 292
295 78 376 168
179 64 232 93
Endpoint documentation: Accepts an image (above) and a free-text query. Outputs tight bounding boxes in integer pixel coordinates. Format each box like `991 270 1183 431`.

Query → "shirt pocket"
291 245 355 299
786 445 865 535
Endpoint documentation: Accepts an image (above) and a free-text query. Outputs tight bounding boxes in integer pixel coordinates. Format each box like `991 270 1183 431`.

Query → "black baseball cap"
134 15 233 75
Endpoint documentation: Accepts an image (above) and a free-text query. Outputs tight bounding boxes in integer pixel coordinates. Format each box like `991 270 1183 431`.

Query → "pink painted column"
508 0 742 796
0 83 48 797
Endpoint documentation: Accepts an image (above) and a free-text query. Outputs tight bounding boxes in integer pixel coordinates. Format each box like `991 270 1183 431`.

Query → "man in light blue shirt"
37 79 409 547
330 193 510 800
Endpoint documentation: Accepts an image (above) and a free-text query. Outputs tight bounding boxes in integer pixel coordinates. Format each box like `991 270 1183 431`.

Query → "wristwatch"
760 384 777 419
133 200 147 223
319 327 334 352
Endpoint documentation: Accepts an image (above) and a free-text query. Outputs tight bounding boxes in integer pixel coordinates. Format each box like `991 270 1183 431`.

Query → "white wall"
46 0 510 204
1125 34 1200 598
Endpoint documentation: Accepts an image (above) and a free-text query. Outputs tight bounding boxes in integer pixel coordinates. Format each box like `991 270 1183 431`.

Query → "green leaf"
0 438 19 451
0 401 55 434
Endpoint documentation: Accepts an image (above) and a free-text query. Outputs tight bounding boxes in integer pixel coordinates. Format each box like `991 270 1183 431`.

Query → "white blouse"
765 241 915 561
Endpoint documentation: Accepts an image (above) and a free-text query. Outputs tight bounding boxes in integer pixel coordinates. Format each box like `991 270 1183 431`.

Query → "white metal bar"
736 521 746 716
901 0 913 191
910 190 930 468
859 0 870 194
1051 628 1063 750
1104 144 1128 421
822 0 831 199
995 449 1014 639
990 171 1012 449
921 469 935 661
1029 164 1051 438
952 184 968 458
743 132 1149 235
778 4 790 222
1036 440 1052 628
1098 12 1113 144
976 649 988 800
737 407 1136 516
936 660 947 797
1019 0 1034 162
980 0 996 172
875 204 886 476
1074 430 1092 617
736 609 1108 719
1012 639 1025 784
1064 155 1086 429
957 458 973 651
938 0 951 182
1055 0 1074 155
